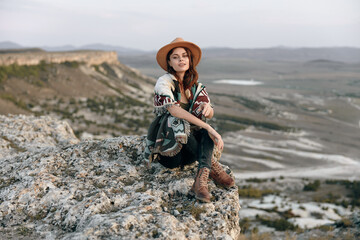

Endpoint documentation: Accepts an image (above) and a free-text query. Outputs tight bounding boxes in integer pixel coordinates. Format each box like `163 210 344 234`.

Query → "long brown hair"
166 47 199 90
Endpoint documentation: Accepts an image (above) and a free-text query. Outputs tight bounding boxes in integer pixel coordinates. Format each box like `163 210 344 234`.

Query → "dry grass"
237 232 296 240
237 229 358 240
238 232 272 240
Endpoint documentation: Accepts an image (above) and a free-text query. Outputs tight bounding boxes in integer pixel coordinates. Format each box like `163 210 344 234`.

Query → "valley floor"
206 79 360 239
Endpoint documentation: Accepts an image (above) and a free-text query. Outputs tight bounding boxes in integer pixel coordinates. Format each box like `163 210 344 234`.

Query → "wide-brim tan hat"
156 37 202 71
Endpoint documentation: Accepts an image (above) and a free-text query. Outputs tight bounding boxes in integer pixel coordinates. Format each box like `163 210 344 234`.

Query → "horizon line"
1 40 360 52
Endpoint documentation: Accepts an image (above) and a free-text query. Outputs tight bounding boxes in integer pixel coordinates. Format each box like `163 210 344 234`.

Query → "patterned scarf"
144 73 211 166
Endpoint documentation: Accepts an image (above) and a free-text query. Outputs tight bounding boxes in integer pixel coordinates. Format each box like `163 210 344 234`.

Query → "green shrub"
0 61 51 86
258 217 296 231
315 225 334 232
61 61 80 68
0 62 46 80
351 181 360 198
335 217 353 228
310 211 323 219
92 63 115 77
325 180 360 206
0 93 28 110
245 178 268 183
313 192 339 203
239 218 251 233
238 185 277 198
0 70 7 83
69 98 76 104
344 92 360 98
303 180 320 191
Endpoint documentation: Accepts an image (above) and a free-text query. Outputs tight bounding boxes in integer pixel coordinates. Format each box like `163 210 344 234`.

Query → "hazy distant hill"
117 51 360 82
0 41 148 56
0 41 23 49
2 41 360 62
80 43 146 55
41 43 146 55
119 47 360 65
203 47 360 63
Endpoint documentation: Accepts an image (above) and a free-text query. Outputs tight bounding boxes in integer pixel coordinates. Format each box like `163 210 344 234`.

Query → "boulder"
0 115 240 239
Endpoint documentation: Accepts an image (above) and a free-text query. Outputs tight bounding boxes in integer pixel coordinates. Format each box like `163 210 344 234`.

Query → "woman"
145 38 234 203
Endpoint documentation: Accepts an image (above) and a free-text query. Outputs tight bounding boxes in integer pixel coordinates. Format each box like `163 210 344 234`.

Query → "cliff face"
0 115 241 239
0 51 118 66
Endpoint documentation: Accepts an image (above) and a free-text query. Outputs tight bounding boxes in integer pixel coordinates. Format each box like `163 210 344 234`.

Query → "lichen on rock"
0 115 240 239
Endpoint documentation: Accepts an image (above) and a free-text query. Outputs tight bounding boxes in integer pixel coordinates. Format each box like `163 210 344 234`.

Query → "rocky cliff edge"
0 51 118 66
0 115 240 239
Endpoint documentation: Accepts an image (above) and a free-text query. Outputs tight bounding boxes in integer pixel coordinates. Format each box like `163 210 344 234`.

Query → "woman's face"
168 47 190 73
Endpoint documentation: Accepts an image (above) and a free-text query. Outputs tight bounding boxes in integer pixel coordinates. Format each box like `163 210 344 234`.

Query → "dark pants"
158 128 214 170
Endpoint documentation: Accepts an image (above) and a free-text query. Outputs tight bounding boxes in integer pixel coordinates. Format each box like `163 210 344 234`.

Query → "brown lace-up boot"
209 158 235 188
189 168 211 203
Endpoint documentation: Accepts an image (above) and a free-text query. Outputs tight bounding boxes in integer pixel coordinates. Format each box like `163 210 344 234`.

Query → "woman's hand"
200 103 213 119
206 125 224 151
168 105 221 149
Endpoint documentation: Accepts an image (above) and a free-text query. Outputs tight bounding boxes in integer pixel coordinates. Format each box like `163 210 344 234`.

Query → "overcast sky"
0 0 359 51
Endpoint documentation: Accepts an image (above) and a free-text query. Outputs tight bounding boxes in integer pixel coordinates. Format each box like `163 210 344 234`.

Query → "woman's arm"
168 105 223 150
200 102 214 119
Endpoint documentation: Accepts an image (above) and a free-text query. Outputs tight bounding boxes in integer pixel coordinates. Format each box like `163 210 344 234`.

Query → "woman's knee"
199 129 214 146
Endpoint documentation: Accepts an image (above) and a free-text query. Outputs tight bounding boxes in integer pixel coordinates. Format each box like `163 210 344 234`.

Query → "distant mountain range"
0 41 24 49
1 41 360 62
202 47 360 63
0 41 148 55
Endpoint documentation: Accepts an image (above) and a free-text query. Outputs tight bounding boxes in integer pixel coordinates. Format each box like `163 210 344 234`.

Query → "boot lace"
211 158 223 176
199 168 209 186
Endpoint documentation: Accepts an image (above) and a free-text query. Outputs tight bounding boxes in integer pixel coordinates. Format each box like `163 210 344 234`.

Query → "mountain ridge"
1 41 360 62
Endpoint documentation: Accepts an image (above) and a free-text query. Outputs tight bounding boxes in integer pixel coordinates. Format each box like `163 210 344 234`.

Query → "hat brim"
156 41 202 71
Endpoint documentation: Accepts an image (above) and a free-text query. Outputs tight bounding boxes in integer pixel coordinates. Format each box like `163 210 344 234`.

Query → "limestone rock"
0 51 118 66
0 114 79 159
0 115 240 239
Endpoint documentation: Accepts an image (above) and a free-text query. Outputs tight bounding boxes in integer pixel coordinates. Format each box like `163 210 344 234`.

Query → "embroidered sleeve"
191 85 211 120
153 74 179 115
153 94 180 115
